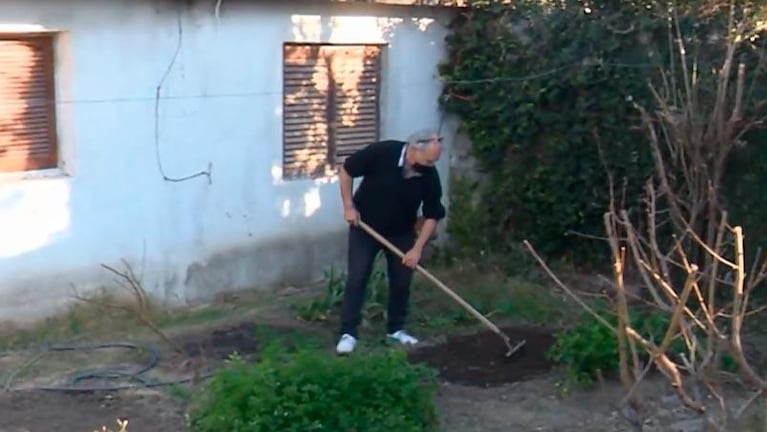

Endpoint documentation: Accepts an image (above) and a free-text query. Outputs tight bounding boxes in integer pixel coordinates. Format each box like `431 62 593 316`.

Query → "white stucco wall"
0 0 456 324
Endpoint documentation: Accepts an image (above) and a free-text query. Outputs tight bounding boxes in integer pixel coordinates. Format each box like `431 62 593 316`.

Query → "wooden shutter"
282 44 330 179
282 43 382 179
0 34 57 172
328 45 381 164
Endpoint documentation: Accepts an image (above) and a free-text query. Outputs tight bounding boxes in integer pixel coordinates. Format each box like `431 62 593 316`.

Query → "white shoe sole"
387 336 418 346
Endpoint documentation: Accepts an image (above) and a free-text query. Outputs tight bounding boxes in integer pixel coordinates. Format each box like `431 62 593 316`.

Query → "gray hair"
407 129 440 149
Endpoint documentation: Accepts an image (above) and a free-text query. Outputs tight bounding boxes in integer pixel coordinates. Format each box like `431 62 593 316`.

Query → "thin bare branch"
683 226 738 270
735 389 764 418
621 210 671 309
605 212 640 388
625 326 706 414
729 226 767 389
93 261 209 387
523 240 616 332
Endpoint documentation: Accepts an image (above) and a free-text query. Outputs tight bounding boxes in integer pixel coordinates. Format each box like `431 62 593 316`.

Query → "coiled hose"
2 341 212 392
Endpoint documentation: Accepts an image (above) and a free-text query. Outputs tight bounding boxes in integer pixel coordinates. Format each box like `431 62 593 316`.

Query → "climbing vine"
439 0 767 266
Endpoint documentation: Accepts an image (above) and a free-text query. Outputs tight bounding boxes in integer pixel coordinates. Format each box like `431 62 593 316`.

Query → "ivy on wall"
439 0 767 266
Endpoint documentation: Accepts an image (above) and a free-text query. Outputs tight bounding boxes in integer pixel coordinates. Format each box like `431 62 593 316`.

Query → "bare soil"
0 389 188 432
0 319 714 432
408 325 555 387
179 321 263 360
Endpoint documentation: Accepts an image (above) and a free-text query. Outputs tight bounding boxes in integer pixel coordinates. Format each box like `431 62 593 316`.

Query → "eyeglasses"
416 136 443 145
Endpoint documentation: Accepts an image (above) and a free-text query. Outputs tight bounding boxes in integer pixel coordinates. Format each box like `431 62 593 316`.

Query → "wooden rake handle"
357 221 511 345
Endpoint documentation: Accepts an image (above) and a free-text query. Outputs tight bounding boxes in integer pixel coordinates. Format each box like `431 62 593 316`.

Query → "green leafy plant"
190 346 439 432
292 267 345 322
546 307 688 389
293 257 392 328
547 310 619 389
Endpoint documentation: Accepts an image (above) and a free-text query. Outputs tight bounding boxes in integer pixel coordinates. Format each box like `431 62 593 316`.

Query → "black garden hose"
2 341 212 392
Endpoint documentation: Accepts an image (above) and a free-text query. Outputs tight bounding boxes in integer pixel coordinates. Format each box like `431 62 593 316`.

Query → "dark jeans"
339 225 416 338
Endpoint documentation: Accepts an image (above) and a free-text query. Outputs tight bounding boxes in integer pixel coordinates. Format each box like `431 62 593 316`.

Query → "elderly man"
335 129 446 354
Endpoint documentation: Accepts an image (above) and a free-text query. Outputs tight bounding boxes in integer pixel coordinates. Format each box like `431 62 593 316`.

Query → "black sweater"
343 139 446 237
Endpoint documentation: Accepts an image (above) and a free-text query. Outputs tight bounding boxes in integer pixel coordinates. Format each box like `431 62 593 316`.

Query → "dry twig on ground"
73 258 207 387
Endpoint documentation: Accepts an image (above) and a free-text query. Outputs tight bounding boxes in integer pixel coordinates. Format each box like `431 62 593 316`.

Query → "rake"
358 221 527 359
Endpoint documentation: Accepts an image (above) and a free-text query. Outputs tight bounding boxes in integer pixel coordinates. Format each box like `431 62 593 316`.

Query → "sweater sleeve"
342 141 379 177
422 169 447 221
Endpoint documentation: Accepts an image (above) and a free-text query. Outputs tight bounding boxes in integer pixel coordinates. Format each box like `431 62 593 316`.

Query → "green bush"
547 311 618 388
190 347 439 432
546 307 687 388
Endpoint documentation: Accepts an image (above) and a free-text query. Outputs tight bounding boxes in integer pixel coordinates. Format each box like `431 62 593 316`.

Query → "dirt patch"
0 318 723 432
0 389 187 432
408 325 556 387
180 322 262 360
173 321 321 361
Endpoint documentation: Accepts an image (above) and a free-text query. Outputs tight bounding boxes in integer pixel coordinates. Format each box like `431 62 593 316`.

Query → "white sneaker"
387 330 419 346
336 333 357 354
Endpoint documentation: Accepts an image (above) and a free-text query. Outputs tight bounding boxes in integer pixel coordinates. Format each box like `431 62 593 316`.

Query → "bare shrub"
525 1 767 430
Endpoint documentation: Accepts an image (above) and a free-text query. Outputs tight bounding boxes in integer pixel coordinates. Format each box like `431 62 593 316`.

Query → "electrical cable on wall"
154 9 213 185
1 59 663 107
1 55 665 182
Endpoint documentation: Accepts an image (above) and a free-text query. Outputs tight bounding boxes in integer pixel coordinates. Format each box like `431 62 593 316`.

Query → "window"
0 33 58 173
282 43 382 179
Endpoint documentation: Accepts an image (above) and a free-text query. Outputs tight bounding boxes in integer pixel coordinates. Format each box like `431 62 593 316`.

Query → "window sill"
0 167 70 183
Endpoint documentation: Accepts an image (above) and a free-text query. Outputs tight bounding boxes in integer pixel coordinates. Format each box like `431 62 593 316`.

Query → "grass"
290 253 578 341
0 253 577 394
413 262 571 329
0 283 314 390
0 248 573 354
0 286 298 352
0 251 584 385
